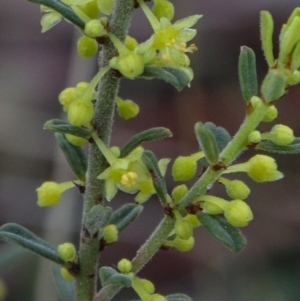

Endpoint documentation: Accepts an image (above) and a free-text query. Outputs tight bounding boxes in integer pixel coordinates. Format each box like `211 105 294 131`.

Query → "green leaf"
99 266 132 287
0 223 65 265
195 122 219 166
196 213 247 253
44 119 91 139
0 246 30 273
120 127 172 158
142 150 168 205
256 138 300 154
166 293 193 301
28 0 85 30
142 66 190 91
109 204 143 232
85 205 112 235
238 46 258 102
55 133 87 181
261 70 286 103
52 263 75 301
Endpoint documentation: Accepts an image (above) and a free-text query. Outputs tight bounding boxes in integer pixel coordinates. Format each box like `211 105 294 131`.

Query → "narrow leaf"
120 127 172 158
166 293 193 301
104 274 132 287
55 133 87 181
52 263 75 301
99 266 117 287
85 205 112 235
28 0 85 30
256 138 300 154
0 246 30 272
109 204 143 232
260 11 275 67
142 150 168 205
142 66 190 91
197 213 247 253
238 46 258 102
195 122 219 166
0 223 65 264
44 119 91 139
261 70 286 102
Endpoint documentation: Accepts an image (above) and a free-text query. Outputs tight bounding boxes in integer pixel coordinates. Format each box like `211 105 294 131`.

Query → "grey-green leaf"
256 138 300 154
166 293 193 301
85 205 112 235
197 212 247 253
238 46 258 102
0 223 65 265
142 66 190 91
52 263 75 301
44 119 91 139
261 69 286 102
104 274 132 287
99 266 117 286
55 133 87 181
120 127 172 158
28 0 85 30
142 150 168 205
109 204 143 232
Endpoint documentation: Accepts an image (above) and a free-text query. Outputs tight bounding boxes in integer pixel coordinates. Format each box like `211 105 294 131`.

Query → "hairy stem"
75 1 134 301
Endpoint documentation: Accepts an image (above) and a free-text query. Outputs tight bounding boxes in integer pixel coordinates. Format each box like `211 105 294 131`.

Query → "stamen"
121 172 138 187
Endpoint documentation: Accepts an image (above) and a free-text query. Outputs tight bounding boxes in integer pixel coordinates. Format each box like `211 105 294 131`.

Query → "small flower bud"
117 258 132 273
76 82 89 94
183 214 201 227
60 267 75 281
77 36 98 58
147 294 167 301
109 52 144 79
202 201 224 215
65 134 86 146
125 35 138 50
224 200 253 227
116 97 140 119
248 131 262 144
262 105 278 122
37 181 61 207
247 154 283 182
171 184 188 203
58 87 77 111
140 279 155 294
68 99 94 127
152 0 175 21
103 224 118 243
269 124 294 145
85 19 105 37
97 0 114 15
172 156 197 181
224 179 250 200
80 0 100 19
57 242 76 261
173 236 195 252
175 219 193 240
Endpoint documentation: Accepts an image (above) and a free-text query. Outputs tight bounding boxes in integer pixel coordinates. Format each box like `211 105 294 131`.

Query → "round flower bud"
172 156 197 181
202 201 224 215
183 214 201 227
262 105 278 122
65 134 86 146
68 99 94 127
77 36 98 58
269 124 294 145
152 0 175 21
140 279 155 294
76 81 89 94
173 236 195 252
58 87 77 111
116 97 140 119
117 258 132 273
224 200 253 227
85 19 105 37
225 180 250 200
103 224 118 243
171 184 188 203
37 181 61 207
57 242 76 261
175 219 193 240
247 154 283 182
125 35 138 51
248 131 261 144
60 267 75 281
109 52 144 79
147 294 167 301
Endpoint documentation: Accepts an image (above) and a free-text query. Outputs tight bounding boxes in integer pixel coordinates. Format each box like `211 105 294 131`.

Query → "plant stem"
93 215 176 301
178 101 270 212
75 1 134 301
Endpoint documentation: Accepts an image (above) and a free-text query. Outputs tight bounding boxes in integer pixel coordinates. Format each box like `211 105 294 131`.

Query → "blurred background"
1 0 300 300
